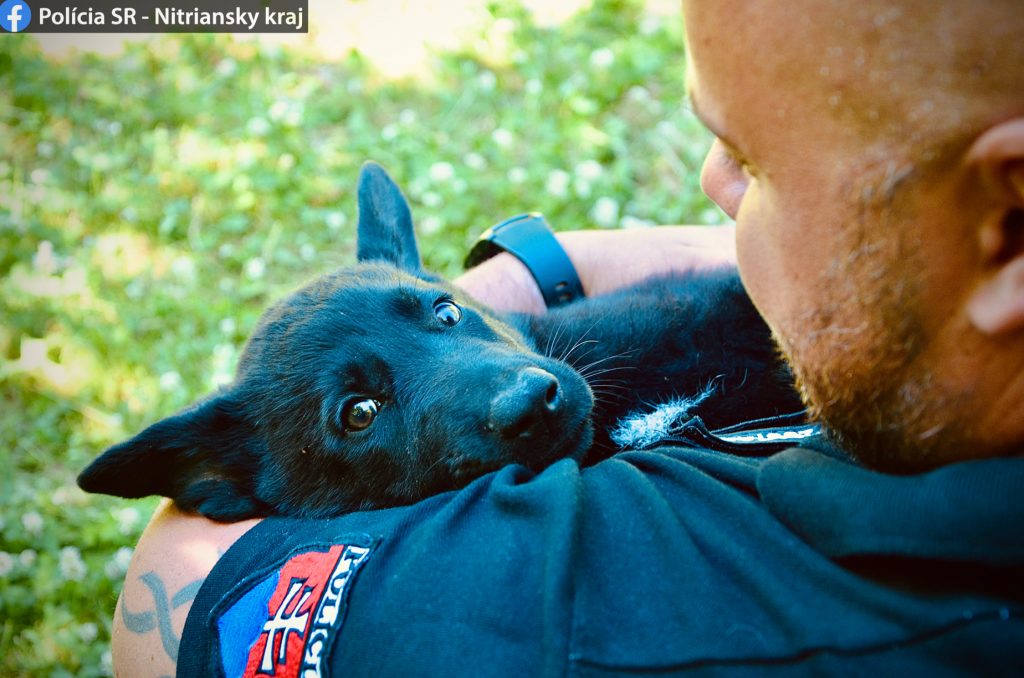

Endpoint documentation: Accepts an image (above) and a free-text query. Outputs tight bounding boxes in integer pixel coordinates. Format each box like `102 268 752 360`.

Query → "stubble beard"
773 186 967 473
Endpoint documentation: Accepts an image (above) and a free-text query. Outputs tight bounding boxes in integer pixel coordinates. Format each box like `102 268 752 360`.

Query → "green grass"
0 0 718 673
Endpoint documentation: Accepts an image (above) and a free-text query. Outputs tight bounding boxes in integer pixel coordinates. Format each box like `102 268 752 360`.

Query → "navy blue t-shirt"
179 418 1024 676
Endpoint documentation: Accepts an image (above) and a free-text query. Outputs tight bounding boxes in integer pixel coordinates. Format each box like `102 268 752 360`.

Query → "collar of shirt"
757 447 1024 565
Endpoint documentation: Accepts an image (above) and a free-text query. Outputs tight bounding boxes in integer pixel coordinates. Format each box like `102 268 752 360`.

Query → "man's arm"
111 501 260 677
110 224 735 677
455 225 736 313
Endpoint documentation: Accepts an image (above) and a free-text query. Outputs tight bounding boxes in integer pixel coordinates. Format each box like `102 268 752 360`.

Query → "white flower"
0 552 14 578
655 120 678 138
639 15 661 36
419 216 442 235
244 257 266 280
381 124 399 141
491 128 514 148
591 197 620 228
124 279 143 299
420 191 442 209
507 167 528 184
621 215 655 229
159 371 182 392
574 177 592 198
104 547 133 580
114 546 134 570
545 169 571 198
398 109 417 125
77 622 99 644
59 546 87 582
219 317 237 335
626 86 651 103
524 78 542 96
701 207 728 225
299 243 316 261
215 57 238 77
51 486 72 506
277 153 296 171
170 256 196 281
209 343 237 389
589 47 615 68
101 650 113 675
268 100 289 121
325 211 347 231
33 241 58 275
476 70 497 91
574 159 604 182
463 152 486 171
22 511 43 536
115 507 140 535
428 161 455 183
246 117 271 136
408 177 428 196
18 549 37 568
493 17 517 34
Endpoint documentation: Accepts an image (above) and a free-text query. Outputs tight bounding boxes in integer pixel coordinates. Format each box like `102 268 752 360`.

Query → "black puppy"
78 163 799 520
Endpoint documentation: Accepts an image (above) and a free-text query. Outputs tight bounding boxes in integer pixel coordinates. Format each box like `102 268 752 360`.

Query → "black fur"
78 162 800 520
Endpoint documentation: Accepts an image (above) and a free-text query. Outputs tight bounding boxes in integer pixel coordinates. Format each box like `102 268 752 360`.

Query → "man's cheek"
733 194 779 324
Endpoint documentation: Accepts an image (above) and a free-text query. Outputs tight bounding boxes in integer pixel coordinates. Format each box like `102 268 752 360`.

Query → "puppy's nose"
488 367 562 439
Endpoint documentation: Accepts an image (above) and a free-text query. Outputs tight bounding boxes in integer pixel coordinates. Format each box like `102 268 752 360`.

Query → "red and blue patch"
216 542 372 678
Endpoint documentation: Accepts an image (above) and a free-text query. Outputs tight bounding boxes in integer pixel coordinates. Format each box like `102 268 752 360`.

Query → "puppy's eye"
433 300 462 326
340 398 380 432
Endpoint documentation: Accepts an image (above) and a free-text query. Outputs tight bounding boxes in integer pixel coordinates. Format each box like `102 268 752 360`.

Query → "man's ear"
77 393 271 522
356 161 423 273
965 118 1024 335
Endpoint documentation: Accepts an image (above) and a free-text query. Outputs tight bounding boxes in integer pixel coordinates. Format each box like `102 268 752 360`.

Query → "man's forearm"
454 225 737 314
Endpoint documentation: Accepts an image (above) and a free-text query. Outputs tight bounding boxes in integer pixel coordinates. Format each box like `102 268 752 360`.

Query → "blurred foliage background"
0 0 719 674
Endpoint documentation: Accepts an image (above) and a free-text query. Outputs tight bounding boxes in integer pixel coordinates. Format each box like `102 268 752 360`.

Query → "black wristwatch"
464 213 586 308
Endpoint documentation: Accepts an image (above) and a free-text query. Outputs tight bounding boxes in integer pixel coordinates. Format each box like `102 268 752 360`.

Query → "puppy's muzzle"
487 367 563 440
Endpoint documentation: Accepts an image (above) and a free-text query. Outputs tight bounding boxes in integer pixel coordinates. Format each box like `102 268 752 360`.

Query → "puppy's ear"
77 393 271 521
356 161 422 273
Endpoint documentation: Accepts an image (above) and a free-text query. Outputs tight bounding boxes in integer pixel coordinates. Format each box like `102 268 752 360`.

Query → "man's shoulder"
178 425 1024 676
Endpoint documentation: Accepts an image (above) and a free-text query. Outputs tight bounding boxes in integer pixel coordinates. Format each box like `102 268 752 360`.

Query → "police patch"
216 542 372 678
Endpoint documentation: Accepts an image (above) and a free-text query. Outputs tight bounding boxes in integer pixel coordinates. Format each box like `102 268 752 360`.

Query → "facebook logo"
0 0 31 32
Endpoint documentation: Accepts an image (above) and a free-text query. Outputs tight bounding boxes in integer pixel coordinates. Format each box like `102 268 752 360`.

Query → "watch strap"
464 213 586 308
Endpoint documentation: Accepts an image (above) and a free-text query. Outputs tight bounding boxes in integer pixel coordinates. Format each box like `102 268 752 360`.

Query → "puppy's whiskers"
557 318 601 363
543 317 567 358
562 339 599 365
573 349 639 381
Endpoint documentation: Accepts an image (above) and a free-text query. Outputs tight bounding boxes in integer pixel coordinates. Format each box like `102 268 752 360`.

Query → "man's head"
683 0 1024 471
